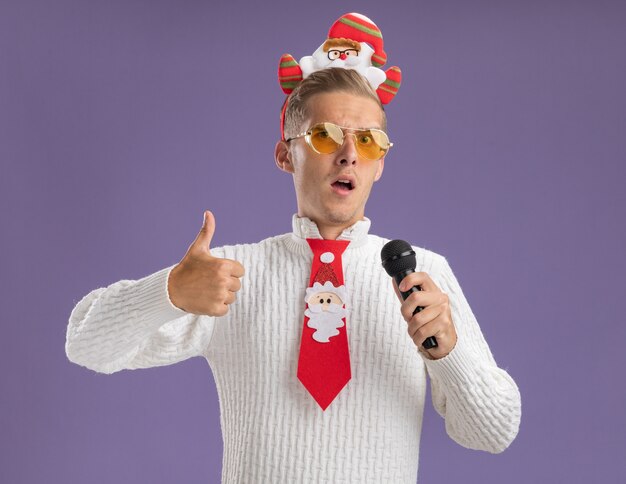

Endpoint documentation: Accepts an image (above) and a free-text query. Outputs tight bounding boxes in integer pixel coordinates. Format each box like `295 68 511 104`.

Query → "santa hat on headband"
327 13 387 68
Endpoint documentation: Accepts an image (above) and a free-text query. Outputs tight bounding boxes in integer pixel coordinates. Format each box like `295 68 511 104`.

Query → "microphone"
381 239 438 350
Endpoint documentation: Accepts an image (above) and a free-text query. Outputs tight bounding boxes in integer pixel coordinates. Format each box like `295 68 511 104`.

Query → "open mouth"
331 180 354 191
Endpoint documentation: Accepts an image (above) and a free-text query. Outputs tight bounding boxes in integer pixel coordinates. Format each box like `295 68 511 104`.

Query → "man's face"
275 91 385 229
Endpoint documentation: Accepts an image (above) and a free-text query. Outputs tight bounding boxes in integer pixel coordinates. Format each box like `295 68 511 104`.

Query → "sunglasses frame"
286 122 393 161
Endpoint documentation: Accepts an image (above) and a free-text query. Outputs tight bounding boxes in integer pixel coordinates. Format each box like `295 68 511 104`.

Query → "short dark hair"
282 68 387 139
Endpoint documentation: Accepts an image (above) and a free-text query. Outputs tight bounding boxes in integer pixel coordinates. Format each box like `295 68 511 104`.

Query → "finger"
213 304 229 317
400 290 447 322
398 271 439 293
227 276 242 292
224 291 236 305
410 315 448 347
406 302 444 338
191 210 216 254
228 260 245 278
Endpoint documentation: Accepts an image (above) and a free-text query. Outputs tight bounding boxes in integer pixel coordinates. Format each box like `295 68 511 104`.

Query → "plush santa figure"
278 12 402 105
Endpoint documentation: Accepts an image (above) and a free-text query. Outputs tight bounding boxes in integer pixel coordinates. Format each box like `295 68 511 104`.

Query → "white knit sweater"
65 214 521 483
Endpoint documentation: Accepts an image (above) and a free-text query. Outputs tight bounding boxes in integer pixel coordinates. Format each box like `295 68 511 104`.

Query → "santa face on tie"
304 281 349 343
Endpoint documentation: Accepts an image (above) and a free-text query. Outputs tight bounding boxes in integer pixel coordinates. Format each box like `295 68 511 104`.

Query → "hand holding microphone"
381 240 457 359
168 210 245 316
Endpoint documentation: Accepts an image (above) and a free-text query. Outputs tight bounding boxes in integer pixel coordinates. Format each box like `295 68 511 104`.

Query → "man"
66 41 521 484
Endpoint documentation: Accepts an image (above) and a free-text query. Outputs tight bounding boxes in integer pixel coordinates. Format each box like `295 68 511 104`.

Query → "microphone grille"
380 239 417 276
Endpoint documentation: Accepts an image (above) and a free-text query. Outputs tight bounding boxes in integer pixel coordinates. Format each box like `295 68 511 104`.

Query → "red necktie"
297 238 351 410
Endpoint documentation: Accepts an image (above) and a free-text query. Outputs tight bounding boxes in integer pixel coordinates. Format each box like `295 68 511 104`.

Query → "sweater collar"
290 213 371 250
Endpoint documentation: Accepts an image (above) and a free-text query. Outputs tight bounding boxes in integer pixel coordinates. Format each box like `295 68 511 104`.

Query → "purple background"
2 0 624 482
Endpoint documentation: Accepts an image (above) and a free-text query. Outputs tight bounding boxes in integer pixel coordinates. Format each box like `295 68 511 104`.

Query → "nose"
336 133 358 166
339 53 347 60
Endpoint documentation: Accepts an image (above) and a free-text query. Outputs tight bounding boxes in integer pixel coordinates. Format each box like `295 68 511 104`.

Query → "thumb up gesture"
168 211 245 316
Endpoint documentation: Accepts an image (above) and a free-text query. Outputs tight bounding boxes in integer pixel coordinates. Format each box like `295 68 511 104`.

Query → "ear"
373 157 385 182
275 140 295 174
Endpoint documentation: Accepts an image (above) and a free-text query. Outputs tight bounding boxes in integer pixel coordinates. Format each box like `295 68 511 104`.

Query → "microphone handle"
393 270 438 349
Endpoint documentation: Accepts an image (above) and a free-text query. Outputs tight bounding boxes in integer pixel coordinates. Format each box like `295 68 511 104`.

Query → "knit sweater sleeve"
65 249 224 375
421 254 521 453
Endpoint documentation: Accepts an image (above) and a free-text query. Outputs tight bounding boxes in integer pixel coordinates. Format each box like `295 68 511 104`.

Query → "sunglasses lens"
309 123 344 154
356 129 389 160
306 123 390 160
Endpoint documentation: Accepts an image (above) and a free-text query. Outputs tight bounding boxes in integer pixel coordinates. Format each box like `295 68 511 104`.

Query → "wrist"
166 265 187 312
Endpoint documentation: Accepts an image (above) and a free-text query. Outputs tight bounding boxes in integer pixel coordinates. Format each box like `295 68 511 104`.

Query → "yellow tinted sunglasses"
286 122 392 161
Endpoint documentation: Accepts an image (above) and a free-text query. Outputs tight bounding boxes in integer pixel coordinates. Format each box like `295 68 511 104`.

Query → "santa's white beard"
304 303 349 343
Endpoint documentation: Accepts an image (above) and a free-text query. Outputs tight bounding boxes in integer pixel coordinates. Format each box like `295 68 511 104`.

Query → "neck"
318 225 344 240
298 211 363 240
290 213 371 251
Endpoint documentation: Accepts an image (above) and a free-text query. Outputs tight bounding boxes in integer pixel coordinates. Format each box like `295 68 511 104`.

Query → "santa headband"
278 12 402 140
